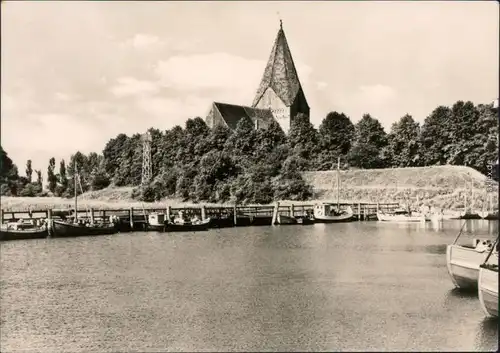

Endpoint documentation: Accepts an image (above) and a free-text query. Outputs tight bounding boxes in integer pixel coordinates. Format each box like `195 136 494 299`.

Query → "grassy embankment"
1 166 497 211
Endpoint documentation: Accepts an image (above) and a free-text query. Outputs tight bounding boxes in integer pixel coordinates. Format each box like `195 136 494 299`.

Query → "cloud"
155 52 313 104
316 81 328 90
126 34 162 49
54 92 78 101
358 84 397 105
110 77 160 97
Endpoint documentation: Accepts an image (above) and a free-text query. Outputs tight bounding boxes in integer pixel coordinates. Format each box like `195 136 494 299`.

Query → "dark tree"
419 106 453 166
287 112 319 165
47 157 58 193
386 114 421 167
348 114 388 169
26 160 33 183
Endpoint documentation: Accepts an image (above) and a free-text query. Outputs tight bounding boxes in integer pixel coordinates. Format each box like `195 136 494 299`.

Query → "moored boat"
276 214 298 225
208 216 235 228
0 226 49 241
52 220 118 238
148 212 166 232
446 242 491 290
482 211 499 220
377 208 426 222
164 218 211 232
446 222 495 290
478 237 499 317
430 209 462 221
313 203 354 223
296 216 315 225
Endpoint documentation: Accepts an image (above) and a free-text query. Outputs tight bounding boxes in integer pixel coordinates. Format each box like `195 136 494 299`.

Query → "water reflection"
1 219 498 352
474 318 499 352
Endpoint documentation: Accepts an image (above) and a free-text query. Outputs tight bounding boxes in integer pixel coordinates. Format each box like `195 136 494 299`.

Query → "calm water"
1 220 498 352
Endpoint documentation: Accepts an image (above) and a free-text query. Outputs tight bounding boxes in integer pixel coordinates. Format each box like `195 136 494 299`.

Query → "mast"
74 160 78 223
337 157 340 210
471 178 474 212
464 178 468 214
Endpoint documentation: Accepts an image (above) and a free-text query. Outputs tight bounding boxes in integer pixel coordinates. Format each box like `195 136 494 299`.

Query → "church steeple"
251 21 310 133
252 21 308 108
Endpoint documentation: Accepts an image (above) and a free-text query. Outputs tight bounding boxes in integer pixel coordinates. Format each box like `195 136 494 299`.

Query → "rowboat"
164 218 211 232
478 237 498 317
52 220 118 238
446 242 491 289
446 222 495 290
0 226 49 241
377 209 426 222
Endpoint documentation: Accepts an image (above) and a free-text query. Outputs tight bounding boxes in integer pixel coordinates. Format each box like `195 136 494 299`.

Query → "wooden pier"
0 202 401 227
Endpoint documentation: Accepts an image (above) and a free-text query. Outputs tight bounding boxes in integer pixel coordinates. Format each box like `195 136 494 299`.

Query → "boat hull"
164 219 210 232
52 221 118 238
250 215 273 226
446 244 489 290
0 228 49 241
460 213 482 220
148 224 165 232
209 217 235 228
296 217 315 225
377 212 425 222
478 266 498 317
276 214 298 225
314 214 354 223
483 212 499 220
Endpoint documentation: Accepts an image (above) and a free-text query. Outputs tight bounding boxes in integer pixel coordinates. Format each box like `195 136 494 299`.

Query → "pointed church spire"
252 22 309 108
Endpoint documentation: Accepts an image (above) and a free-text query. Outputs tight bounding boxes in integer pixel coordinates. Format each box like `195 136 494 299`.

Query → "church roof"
252 22 308 107
213 102 275 129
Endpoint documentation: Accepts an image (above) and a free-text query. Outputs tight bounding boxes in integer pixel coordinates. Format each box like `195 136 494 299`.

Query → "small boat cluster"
446 230 499 318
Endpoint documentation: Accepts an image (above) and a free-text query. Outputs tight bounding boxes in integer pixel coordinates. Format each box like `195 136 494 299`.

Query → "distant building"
205 21 310 134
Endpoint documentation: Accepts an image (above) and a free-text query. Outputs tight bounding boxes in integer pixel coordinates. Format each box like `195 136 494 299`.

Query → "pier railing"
0 202 402 223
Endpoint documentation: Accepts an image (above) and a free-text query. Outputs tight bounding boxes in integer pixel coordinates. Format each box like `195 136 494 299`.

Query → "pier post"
201 206 206 221
358 203 361 221
272 202 279 225
129 207 134 229
90 208 95 224
166 206 171 221
0 209 3 225
102 210 106 222
233 204 238 226
290 204 295 217
47 209 53 237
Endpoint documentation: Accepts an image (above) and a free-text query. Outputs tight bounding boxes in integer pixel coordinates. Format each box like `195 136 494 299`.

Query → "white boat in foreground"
446 243 490 290
377 209 426 222
478 237 499 317
446 221 496 290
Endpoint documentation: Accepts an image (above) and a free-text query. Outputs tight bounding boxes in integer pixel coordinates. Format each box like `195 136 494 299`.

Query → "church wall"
205 105 227 129
254 87 291 134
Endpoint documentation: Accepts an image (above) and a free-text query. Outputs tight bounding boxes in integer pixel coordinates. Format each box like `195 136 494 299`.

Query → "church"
205 21 310 135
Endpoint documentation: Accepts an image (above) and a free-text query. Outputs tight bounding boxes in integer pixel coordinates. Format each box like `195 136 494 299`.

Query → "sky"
1 1 498 177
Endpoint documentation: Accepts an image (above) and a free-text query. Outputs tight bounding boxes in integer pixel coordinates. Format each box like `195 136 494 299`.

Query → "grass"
1 166 498 211
303 165 498 210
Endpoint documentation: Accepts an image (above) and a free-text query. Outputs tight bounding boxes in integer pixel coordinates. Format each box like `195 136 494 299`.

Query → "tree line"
1 100 497 204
